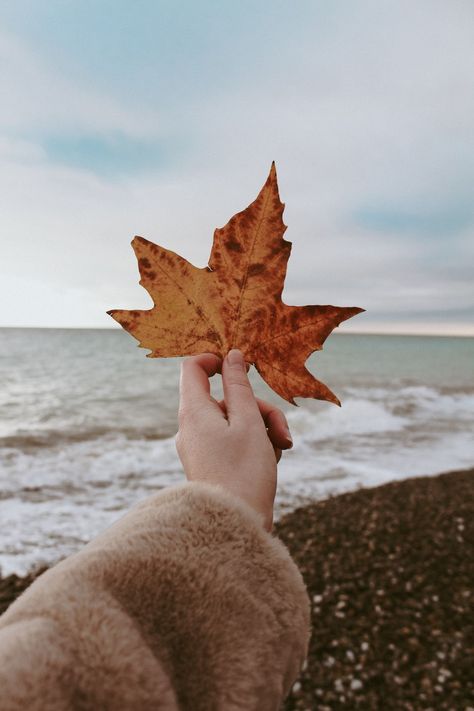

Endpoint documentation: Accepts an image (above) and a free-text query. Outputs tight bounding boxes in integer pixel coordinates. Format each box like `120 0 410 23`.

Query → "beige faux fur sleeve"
0 481 311 711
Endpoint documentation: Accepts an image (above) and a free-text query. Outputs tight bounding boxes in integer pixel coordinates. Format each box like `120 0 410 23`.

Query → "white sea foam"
286 398 409 441
1 330 473 576
0 435 184 576
2 387 473 575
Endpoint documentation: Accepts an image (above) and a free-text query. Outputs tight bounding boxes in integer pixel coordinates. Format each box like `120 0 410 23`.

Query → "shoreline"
1 467 473 709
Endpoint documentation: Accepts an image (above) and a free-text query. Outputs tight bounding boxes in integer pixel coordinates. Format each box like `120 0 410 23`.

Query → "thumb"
222 349 260 423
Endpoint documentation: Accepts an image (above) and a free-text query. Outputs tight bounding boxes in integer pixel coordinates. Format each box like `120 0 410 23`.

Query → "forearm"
96 481 311 709
0 482 310 710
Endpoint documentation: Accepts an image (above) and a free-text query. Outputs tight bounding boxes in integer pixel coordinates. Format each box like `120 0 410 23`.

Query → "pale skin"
175 348 293 532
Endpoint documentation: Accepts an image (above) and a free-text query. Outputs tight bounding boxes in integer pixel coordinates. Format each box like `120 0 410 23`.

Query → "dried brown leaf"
108 164 364 404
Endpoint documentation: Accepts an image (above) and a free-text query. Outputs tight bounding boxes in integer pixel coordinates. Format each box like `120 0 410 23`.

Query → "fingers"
179 350 293 452
255 398 293 450
179 353 222 417
216 396 292 451
216 399 227 418
222 349 261 423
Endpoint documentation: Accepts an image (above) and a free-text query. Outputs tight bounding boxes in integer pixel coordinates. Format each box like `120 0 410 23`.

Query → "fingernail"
227 349 244 368
284 429 293 448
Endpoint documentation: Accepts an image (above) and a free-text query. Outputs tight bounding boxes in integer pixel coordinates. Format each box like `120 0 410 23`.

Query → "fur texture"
0 482 311 710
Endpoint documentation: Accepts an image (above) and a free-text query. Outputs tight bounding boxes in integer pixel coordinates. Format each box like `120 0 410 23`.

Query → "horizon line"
1 325 473 339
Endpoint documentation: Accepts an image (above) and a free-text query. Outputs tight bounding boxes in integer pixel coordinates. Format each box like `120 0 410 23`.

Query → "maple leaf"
107 164 364 405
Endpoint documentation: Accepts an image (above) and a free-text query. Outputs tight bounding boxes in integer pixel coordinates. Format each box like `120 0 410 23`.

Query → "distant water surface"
1 328 473 575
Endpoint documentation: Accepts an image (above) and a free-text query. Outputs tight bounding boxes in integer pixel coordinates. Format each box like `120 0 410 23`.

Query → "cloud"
0 29 161 137
0 2 473 334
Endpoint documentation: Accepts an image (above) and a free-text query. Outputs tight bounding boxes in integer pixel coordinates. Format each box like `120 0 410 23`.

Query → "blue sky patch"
42 134 173 177
354 204 473 237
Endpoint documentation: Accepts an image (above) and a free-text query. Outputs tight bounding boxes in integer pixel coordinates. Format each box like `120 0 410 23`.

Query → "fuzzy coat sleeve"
0 481 311 711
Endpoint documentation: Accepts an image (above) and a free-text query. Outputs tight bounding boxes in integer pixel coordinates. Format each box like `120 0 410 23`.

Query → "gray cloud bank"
0 1 473 335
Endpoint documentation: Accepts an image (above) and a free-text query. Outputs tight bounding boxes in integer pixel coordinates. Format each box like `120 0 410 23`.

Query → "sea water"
1 328 473 575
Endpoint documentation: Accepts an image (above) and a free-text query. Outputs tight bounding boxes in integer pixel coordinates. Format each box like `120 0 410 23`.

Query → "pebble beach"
277 468 474 710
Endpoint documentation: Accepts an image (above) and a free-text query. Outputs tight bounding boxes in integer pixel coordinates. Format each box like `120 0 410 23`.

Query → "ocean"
1 328 473 576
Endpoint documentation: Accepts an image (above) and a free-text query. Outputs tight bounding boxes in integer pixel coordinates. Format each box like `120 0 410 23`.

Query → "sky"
0 0 473 335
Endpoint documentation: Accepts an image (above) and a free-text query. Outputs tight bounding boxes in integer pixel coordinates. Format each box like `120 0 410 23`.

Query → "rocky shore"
1 468 473 710
276 468 473 710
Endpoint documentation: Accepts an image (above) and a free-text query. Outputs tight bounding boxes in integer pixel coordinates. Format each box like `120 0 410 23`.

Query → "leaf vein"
256 318 327 350
150 260 223 347
231 190 273 346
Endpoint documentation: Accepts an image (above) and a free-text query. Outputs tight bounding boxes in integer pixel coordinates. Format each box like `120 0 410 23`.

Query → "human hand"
175 349 293 532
